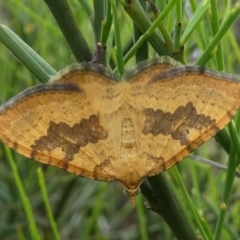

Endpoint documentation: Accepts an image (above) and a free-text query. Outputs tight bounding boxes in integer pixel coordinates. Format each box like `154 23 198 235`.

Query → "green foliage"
0 0 240 239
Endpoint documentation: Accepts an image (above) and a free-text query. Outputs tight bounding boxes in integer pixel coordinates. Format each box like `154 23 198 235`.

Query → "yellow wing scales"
0 71 122 182
0 59 240 203
129 70 240 176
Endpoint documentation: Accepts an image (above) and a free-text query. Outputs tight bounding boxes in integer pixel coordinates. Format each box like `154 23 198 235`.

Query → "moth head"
123 187 141 206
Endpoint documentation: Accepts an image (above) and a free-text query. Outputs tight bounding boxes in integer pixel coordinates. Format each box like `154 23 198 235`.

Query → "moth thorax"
120 117 137 159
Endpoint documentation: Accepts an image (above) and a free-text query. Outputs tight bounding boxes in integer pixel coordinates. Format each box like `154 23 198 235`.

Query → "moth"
0 56 240 204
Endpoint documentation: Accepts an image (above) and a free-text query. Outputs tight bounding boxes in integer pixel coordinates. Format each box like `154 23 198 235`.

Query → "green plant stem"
100 0 112 66
204 196 240 239
180 0 210 46
110 0 124 75
171 167 212 240
4 146 41 240
172 0 182 52
190 164 202 208
227 31 240 65
140 180 158 206
210 0 224 71
37 168 60 240
117 0 128 6
147 173 197 240
43 0 92 62
215 128 231 153
122 0 178 64
172 0 184 62
147 0 173 50
93 0 104 42
123 0 174 56
228 121 240 163
100 0 112 46
134 24 148 62
78 0 92 17
78 0 99 44
234 97 240 132
185 0 210 63
0 24 55 83
213 142 239 240
136 196 149 240
134 0 148 63
189 154 240 178
196 2 240 66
